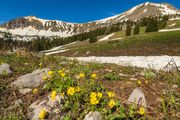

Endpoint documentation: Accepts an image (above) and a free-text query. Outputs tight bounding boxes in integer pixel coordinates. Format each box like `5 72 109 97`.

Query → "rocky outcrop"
28 94 64 120
84 111 102 120
127 87 147 107
11 69 49 94
0 2 179 39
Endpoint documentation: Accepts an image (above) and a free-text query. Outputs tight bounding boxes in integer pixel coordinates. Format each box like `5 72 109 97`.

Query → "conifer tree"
89 33 97 43
134 23 140 35
145 18 158 33
126 21 132 36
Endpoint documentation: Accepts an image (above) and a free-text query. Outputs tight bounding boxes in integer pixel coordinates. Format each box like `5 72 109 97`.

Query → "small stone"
130 78 138 81
0 63 13 75
172 85 178 89
86 51 90 55
84 111 102 120
127 88 147 107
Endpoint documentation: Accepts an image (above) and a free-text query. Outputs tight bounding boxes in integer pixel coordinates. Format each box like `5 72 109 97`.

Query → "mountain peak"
24 16 37 19
0 2 179 40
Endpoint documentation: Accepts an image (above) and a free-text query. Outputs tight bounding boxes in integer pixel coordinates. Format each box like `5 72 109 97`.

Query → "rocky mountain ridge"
0 2 179 40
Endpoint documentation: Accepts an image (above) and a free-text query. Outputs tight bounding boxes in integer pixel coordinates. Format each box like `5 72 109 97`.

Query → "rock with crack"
28 94 64 120
127 88 147 107
0 63 13 75
11 69 49 94
84 111 102 120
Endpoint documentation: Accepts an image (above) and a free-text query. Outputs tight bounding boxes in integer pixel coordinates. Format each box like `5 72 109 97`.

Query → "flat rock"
130 78 138 81
19 88 32 94
84 111 102 120
11 69 49 89
28 94 63 120
127 88 147 107
0 63 13 75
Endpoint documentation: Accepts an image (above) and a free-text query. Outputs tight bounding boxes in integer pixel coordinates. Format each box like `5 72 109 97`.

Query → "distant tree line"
0 14 178 52
0 22 124 51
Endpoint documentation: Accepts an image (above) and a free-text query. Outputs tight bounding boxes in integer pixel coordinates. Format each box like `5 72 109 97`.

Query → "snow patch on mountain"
99 33 115 42
126 3 144 15
144 9 147 13
0 27 73 37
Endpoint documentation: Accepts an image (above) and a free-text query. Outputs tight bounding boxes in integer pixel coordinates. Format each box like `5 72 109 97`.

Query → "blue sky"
0 0 179 24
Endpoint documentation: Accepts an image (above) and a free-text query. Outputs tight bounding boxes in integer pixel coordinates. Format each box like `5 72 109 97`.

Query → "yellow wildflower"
108 99 116 108
60 72 65 77
107 91 115 98
32 88 38 94
67 87 75 96
75 87 81 92
48 71 53 76
90 97 99 105
90 92 97 98
43 76 48 81
137 107 145 115
91 73 97 79
58 70 63 74
51 90 57 100
138 80 142 85
39 108 48 119
78 73 85 78
97 92 102 99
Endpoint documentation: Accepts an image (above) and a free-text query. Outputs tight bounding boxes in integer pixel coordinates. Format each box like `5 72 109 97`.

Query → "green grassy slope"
166 20 180 29
57 30 180 56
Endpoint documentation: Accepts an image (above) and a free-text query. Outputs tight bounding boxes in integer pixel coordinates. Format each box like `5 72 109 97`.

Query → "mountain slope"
0 2 179 39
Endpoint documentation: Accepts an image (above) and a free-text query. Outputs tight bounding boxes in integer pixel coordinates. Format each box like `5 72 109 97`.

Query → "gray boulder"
127 88 147 107
11 69 49 88
28 94 63 120
11 69 49 94
84 111 102 120
0 63 13 75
